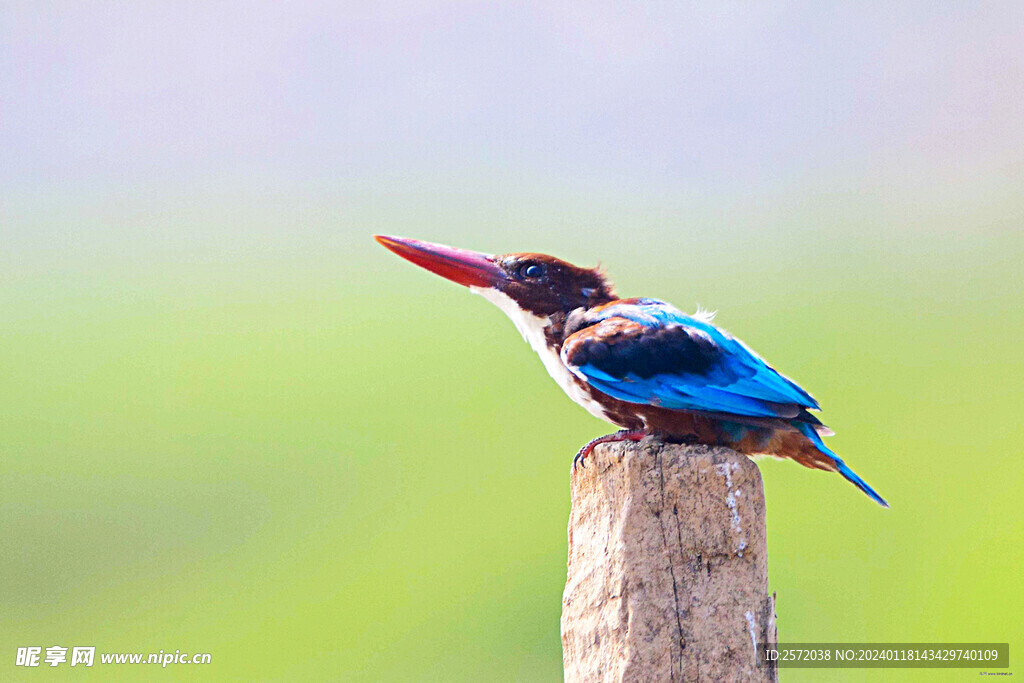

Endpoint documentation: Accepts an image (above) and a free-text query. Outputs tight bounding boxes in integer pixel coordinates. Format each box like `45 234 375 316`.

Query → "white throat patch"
470 286 550 352
469 286 611 423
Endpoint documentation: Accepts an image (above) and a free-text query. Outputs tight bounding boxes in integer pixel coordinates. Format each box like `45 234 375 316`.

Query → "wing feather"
561 299 821 422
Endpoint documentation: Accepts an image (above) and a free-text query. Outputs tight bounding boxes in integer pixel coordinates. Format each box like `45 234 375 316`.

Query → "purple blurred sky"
3 1 1022 195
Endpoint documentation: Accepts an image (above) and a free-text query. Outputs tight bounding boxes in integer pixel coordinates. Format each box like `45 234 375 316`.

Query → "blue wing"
561 298 821 422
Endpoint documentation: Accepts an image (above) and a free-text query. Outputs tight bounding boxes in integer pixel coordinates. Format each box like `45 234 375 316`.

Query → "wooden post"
561 438 778 682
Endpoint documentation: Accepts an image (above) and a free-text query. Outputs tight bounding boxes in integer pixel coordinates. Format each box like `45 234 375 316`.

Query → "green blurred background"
2 2 1022 680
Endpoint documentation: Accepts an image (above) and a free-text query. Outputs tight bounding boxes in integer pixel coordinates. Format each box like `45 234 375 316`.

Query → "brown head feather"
490 252 616 317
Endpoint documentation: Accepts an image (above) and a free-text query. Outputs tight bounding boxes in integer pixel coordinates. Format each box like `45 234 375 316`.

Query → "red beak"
374 235 503 288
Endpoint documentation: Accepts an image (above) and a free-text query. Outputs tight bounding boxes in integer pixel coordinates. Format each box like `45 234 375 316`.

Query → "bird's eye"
520 263 545 279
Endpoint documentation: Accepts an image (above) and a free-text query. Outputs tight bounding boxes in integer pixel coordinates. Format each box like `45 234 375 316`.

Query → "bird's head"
375 235 615 319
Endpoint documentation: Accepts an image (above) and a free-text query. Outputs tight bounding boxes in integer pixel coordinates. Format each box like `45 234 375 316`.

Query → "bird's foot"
572 429 647 472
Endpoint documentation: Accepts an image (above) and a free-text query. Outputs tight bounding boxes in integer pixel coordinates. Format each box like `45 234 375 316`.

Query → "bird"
375 234 888 507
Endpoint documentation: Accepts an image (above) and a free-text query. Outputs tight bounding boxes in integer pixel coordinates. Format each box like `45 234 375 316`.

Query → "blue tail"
796 422 889 508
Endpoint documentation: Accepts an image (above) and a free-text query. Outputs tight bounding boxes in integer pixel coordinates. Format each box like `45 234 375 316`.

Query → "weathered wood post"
561 438 778 682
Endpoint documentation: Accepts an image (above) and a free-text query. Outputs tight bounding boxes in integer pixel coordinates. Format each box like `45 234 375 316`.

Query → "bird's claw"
572 429 646 474
572 447 589 472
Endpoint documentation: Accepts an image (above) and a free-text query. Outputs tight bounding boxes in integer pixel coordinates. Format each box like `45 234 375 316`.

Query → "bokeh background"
3 2 1022 680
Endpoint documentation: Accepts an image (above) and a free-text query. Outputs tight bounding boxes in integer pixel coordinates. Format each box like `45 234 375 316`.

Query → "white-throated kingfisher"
375 235 888 507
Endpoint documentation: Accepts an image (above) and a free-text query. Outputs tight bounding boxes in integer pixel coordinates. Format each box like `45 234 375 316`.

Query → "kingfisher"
375 235 888 507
